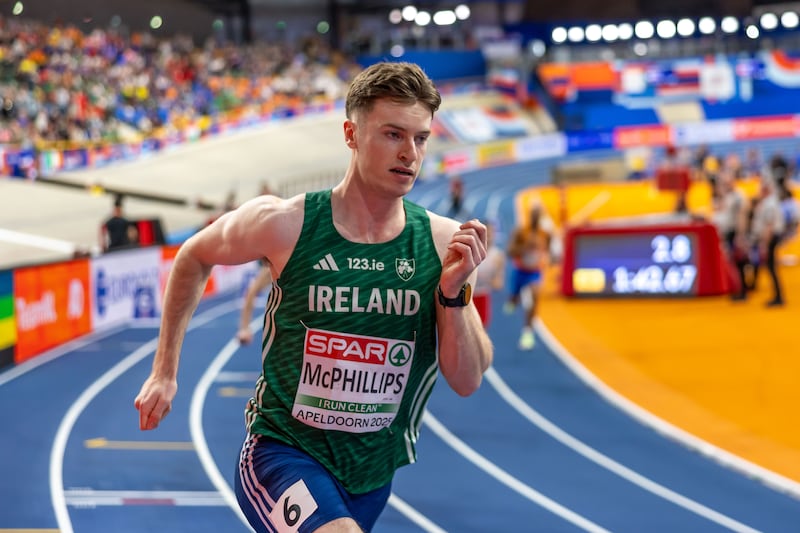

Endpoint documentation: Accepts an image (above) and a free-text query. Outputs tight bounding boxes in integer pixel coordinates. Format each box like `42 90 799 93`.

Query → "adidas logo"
313 253 340 271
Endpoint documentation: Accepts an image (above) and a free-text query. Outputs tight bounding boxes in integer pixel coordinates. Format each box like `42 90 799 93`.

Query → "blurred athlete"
506 202 551 350
235 260 273 345
473 220 505 328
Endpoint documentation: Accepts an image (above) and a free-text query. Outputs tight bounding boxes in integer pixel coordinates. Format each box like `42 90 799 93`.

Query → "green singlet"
244 189 442 494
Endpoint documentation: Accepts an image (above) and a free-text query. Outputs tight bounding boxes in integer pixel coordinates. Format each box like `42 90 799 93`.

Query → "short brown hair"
345 61 441 120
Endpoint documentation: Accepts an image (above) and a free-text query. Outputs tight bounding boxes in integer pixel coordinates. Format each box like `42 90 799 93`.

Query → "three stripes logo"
313 253 340 271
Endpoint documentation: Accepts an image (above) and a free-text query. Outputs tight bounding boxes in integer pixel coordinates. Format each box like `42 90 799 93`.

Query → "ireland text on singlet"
245 190 442 494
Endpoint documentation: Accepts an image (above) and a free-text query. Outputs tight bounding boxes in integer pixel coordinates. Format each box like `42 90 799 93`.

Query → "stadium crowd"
0 14 360 150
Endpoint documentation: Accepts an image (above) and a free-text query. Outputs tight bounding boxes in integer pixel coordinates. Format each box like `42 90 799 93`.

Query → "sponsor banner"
61 148 89 171
91 248 162 329
732 115 800 140
211 262 261 296
699 62 735 101
477 140 516 167
0 269 15 355
160 245 216 299
514 133 567 162
4 148 38 179
672 120 734 146
566 130 614 152
140 138 161 155
13 260 91 363
89 145 117 168
613 125 671 149
38 150 62 176
438 147 479 176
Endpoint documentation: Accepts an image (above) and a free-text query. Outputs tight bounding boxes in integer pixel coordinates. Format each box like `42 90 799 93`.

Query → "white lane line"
189 332 255 531
215 371 261 382
194 318 447 533
0 228 77 253
424 411 611 533
50 300 240 533
485 366 760 533
536 318 800 501
64 489 226 506
387 494 447 533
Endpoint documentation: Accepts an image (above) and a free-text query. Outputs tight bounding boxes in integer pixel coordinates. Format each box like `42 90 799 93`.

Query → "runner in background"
505 200 552 350
473 220 505 329
235 260 273 345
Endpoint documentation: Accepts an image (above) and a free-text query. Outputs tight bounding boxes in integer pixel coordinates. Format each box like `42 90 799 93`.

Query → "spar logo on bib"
295 327 415 433
305 330 389 363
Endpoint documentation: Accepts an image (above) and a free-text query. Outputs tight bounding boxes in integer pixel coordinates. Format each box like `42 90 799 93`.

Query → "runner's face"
347 99 432 195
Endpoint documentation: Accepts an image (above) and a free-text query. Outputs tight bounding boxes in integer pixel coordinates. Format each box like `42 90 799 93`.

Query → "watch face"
463 283 472 304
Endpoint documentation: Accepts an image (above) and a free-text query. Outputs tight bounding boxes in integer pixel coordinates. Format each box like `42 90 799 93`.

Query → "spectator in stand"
743 147 764 178
100 193 136 252
0 16 359 149
767 153 791 192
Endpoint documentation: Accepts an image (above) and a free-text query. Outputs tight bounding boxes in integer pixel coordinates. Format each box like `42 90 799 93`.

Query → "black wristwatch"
437 283 472 307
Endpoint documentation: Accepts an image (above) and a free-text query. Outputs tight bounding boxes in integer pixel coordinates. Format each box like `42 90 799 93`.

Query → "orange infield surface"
523 177 800 483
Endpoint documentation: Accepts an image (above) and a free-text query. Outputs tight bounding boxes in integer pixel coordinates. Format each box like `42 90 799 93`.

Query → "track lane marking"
535 317 800 500
423 411 611 532
63 489 226 506
486 364 760 533
83 437 194 450
50 300 240 533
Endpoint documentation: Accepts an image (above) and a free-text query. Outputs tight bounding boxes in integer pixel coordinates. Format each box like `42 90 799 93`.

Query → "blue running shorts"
510 267 542 297
234 434 392 532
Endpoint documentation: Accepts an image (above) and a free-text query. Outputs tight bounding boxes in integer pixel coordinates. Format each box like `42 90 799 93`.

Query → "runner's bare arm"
430 215 494 396
135 194 303 430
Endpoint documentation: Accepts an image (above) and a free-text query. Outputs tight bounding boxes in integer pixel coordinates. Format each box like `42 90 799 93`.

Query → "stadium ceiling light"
530 39 546 57
617 23 634 40
698 16 716 34
745 24 760 38
633 42 648 56
567 26 585 42
656 20 677 38
760 12 779 30
634 20 655 39
390 44 405 57
782 11 800 29
415 11 431 26
401 6 418 22
389 9 403 24
454 4 470 21
601 24 619 42
676 18 695 37
720 16 739 33
433 10 456 26
551 26 568 43
585 24 602 42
